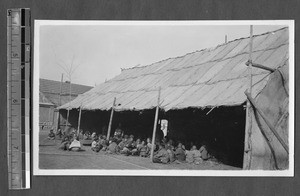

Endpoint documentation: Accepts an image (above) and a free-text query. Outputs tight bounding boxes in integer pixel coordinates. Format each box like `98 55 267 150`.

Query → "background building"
39 78 92 130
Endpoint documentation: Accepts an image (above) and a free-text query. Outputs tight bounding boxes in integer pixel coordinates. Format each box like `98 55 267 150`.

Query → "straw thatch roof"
59 27 289 111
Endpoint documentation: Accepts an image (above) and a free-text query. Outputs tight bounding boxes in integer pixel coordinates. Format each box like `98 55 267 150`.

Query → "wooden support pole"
245 61 275 72
248 25 253 95
77 106 82 136
107 97 116 140
245 91 289 154
150 87 161 162
243 25 254 169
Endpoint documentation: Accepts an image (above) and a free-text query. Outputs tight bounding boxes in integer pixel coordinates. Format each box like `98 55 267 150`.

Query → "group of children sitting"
50 128 211 165
152 138 211 164
89 132 154 157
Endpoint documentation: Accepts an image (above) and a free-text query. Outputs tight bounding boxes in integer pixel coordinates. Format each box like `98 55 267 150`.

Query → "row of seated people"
57 129 211 164
89 132 211 164
152 141 211 164
92 134 153 157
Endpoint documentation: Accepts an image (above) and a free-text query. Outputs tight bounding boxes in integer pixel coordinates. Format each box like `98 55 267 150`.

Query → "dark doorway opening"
165 106 246 168
59 105 246 168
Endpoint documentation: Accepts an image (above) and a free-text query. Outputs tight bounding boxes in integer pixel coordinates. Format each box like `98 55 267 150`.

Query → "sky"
39 22 287 87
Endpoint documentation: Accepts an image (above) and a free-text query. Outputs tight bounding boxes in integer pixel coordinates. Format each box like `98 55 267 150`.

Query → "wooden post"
107 97 116 139
245 61 275 72
248 25 253 95
150 87 161 162
243 25 254 169
77 106 82 136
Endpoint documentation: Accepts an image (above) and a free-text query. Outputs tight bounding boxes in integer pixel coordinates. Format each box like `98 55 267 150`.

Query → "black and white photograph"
33 20 294 176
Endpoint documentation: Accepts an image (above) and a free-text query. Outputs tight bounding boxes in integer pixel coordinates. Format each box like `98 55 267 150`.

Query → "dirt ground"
39 130 240 170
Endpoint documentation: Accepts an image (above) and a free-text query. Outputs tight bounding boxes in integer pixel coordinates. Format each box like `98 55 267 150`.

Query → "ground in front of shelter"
39 130 240 170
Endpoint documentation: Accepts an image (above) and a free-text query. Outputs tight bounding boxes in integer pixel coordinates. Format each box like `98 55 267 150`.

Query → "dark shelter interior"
59 104 246 168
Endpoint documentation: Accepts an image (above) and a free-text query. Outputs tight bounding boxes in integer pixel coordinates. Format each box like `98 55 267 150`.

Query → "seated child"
166 143 175 163
185 149 194 164
139 141 148 157
121 136 134 155
99 135 108 151
91 132 97 141
106 138 118 154
118 137 127 151
91 138 100 152
83 131 91 140
153 144 170 164
174 143 186 162
78 130 84 140
145 138 152 157
59 136 70 150
69 136 81 152
131 139 141 156
48 129 55 140
56 128 62 138
193 149 202 165
199 145 210 160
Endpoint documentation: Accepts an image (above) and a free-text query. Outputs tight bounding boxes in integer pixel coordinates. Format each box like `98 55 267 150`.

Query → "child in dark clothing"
199 145 210 160
56 128 62 138
48 129 55 140
174 143 186 162
139 141 148 157
106 138 118 154
99 135 108 151
59 136 70 150
91 138 100 152
131 139 141 156
153 144 170 164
